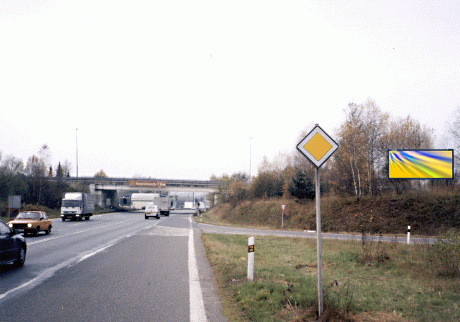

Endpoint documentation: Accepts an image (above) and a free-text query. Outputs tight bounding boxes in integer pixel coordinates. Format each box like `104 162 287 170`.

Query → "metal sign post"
315 167 323 314
296 124 338 318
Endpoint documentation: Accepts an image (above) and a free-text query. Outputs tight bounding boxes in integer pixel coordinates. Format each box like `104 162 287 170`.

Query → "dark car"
0 220 27 267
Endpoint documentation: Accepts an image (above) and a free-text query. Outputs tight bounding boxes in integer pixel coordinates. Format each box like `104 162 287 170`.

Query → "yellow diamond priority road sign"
297 125 339 168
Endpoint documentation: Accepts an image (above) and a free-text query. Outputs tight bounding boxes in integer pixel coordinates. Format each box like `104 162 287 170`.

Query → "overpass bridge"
56 177 219 209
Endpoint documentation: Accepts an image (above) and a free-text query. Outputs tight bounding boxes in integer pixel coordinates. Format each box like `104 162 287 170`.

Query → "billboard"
388 149 454 179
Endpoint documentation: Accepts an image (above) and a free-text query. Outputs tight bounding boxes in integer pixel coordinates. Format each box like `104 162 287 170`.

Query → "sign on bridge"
128 180 167 188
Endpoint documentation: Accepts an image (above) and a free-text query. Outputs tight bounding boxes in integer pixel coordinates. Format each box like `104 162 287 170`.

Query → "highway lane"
0 211 227 322
0 212 159 298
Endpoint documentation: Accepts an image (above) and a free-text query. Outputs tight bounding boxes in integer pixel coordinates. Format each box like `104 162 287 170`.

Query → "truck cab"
61 193 96 221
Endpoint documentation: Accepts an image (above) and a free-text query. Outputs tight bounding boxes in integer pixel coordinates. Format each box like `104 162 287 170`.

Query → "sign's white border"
296 125 339 168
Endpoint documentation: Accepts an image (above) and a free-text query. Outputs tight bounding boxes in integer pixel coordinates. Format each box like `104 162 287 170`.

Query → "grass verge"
201 233 460 322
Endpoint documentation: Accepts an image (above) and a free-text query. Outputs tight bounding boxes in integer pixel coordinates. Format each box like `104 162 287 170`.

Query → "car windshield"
62 200 81 207
16 212 40 220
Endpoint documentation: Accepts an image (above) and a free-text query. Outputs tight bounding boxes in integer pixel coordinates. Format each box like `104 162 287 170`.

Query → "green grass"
202 233 460 322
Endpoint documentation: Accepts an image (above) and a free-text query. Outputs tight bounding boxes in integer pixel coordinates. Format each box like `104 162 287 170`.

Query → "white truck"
153 193 170 216
183 201 200 216
130 193 159 210
61 192 96 221
183 202 195 209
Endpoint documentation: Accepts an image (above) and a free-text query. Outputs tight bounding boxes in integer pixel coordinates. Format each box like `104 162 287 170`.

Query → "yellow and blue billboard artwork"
388 150 454 179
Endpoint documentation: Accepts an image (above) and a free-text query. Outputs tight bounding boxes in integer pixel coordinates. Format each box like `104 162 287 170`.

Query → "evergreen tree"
288 169 315 200
56 162 64 177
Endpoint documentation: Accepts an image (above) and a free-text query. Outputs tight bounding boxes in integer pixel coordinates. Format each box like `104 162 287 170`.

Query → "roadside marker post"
296 124 338 318
281 204 286 229
248 237 254 281
407 226 411 244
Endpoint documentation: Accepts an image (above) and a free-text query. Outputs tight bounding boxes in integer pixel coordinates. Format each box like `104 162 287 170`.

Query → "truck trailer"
130 193 159 210
61 192 96 221
153 192 171 216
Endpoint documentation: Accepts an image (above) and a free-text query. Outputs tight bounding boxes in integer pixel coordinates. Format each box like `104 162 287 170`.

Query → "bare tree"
331 100 434 197
61 160 73 177
361 100 390 195
25 155 46 204
1 155 24 175
448 106 460 165
334 102 367 199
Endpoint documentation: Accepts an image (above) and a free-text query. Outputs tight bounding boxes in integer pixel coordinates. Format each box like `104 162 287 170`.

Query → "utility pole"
249 137 252 180
76 128 79 178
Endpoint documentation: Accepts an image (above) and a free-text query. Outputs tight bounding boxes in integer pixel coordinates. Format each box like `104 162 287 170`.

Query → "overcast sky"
1 1 459 180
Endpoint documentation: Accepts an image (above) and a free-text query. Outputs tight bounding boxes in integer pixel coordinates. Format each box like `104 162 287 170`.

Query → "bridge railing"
45 176 219 188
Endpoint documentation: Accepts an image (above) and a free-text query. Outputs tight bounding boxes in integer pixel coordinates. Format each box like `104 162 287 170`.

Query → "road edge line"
189 217 207 322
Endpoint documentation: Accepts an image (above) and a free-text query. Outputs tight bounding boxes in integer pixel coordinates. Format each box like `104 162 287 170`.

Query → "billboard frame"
387 149 454 180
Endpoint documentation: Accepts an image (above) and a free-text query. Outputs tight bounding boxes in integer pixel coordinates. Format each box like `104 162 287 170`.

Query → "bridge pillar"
94 190 104 208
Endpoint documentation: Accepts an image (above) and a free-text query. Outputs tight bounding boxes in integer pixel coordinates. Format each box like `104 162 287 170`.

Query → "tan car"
8 211 52 236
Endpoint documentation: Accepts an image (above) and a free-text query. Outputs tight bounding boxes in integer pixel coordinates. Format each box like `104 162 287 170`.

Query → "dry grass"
202 233 460 322
204 189 460 236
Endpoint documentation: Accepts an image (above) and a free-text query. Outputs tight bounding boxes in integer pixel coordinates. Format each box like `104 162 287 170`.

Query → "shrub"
322 280 355 322
428 229 460 277
358 230 394 266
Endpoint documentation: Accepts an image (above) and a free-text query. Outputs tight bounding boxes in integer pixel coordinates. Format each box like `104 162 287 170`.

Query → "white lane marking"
75 243 115 264
27 219 135 246
0 257 74 303
189 216 207 322
141 226 189 237
0 221 160 304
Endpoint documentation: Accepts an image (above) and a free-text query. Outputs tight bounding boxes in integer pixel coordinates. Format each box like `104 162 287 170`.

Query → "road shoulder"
193 224 228 322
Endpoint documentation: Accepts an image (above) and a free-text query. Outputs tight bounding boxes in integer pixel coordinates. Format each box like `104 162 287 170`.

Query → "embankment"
208 189 460 236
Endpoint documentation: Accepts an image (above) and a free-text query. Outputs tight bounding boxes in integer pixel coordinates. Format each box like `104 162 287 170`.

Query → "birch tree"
334 102 367 199
331 100 433 197
448 106 460 174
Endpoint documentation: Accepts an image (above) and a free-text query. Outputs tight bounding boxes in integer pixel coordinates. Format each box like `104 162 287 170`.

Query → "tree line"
213 100 458 204
0 145 79 212
2 99 458 212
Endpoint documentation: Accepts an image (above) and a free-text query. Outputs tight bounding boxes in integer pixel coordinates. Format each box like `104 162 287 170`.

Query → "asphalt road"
1 211 432 322
0 211 226 322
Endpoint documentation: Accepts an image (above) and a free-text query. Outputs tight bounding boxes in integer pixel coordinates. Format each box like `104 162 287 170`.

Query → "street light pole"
76 128 79 178
249 137 252 180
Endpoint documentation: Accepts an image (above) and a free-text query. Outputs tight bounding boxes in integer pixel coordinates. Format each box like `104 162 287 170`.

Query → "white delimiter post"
248 237 254 281
407 226 411 244
315 167 324 317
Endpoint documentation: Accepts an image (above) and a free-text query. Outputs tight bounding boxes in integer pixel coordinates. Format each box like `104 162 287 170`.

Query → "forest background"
2 100 460 232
